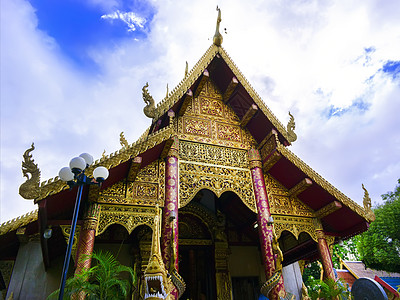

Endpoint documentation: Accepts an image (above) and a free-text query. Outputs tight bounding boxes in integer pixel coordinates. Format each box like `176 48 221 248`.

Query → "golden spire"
213 6 223 46
185 61 188 77
166 83 169 98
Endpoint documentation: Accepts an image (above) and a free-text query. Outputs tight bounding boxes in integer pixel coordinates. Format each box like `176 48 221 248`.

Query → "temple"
0 8 375 300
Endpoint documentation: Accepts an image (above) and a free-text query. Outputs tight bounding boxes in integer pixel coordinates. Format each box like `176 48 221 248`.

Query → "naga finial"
287 112 297 143
185 61 188 77
19 143 41 200
142 82 156 119
120 132 129 148
362 184 375 221
213 6 223 46
102 150 106 158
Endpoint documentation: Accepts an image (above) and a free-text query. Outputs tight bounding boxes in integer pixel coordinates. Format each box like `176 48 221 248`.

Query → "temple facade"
0 9 375 300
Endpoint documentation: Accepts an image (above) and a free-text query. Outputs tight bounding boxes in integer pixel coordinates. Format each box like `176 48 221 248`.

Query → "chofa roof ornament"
213 6 223 47
143 82 156 119
362 184 375 222
19 143 41 200
287 112 297 143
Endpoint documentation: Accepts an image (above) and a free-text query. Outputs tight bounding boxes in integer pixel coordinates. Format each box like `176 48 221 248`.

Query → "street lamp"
57 153 109 300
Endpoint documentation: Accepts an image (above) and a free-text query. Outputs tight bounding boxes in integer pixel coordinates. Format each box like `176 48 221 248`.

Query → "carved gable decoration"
97 160 165 206
264 173 313 217
178 79 255 149
177 79 257 212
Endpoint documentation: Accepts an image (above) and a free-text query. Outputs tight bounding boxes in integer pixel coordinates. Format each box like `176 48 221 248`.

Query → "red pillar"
249 149 286 300
161 137 179 298
316 230 335 280
73 203 100 299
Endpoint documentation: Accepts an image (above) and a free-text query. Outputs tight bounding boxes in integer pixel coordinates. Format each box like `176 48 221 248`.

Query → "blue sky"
1 0 400 223
28 0 154 72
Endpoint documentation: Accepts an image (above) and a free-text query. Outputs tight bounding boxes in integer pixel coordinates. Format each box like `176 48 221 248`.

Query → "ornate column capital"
83 203 100 231
167 136 179 158
248 148 262 169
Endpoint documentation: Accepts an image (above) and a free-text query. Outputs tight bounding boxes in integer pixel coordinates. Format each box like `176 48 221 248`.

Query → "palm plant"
48 250 134 300
307 277 351 300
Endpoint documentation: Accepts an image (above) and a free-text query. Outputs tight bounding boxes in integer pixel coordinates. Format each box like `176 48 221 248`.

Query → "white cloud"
101 10 146 32
1 0 400 224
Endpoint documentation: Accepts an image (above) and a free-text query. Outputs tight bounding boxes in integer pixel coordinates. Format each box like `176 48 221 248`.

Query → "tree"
48 251 134 300
332 237 360 269
357 179 400 272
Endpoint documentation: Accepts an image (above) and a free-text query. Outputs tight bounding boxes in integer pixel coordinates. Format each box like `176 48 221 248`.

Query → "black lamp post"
57 153 109 300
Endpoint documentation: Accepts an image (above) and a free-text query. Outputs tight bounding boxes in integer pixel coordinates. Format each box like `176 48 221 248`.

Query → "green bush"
48 251 134 300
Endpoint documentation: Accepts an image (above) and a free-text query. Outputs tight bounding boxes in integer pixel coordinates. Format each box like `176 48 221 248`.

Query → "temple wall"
228 246 265 281
6 240 65 299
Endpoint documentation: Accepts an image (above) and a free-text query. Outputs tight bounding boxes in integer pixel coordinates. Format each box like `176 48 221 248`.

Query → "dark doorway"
179 246 216 300
231 277 259 300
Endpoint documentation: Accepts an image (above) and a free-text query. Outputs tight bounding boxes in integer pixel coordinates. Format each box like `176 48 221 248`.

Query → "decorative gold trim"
60 225 81 261
314 201 342 219
276 143 371 222
35 123 174 203
179 239 212 246
272 215 318 243
0 210 38 235
218 48 292 142
288 178 312 197
179 161 256 212
97 204 157 236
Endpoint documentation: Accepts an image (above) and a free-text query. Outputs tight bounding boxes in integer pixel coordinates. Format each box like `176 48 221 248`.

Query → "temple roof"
2 34 373 259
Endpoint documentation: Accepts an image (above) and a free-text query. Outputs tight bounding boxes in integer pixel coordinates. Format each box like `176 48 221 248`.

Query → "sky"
1 0 400 223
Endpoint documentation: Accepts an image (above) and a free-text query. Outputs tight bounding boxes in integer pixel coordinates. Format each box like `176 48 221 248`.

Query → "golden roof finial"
185 61 188 77
166 83 169 98
213 6 223 46
287 112 297 143
362 184 375 222
19 143 40 200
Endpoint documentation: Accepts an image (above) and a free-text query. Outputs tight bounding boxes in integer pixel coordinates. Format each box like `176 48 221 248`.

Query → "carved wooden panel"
97 160 165 206
178 79 254 149
264 173 313 217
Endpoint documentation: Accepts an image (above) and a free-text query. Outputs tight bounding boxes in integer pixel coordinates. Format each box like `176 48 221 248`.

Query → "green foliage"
332 237 360 269
357 179 400 272
307 277 351 300
303 261 322 286
48 251 134 300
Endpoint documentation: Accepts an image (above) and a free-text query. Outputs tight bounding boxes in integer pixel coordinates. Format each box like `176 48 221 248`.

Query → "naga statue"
144 207 174 300
213 6 223 46
19 143 40 200
143 82 156 119
169 219 186 298
260 226 293 300
287 112 297 143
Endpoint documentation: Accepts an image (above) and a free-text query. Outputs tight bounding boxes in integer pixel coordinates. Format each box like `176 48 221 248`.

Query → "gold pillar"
215 241 233 300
